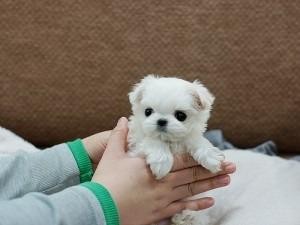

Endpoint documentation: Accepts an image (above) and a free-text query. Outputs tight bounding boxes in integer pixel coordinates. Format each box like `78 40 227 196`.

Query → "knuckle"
192 167 201 180
173 154 195 171
187 183 195 196
196 200 206 210
155 193 165 203
154 186 169 203
172 155 182 169
173 202 186 213
165 172 176 183
210 179 218 189
178 202 186 212
112 128 124 135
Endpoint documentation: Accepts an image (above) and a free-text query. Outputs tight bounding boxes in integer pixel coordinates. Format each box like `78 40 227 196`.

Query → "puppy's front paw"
172 211 195 225
202 147 225 173
150 162 172 179
193 147 225 173
147 153 173 179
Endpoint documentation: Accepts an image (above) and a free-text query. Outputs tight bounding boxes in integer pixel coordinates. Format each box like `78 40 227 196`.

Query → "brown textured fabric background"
0 1 300 153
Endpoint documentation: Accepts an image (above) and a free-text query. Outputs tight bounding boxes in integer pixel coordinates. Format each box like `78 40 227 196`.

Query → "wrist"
81 181 120 225
67 139 94 183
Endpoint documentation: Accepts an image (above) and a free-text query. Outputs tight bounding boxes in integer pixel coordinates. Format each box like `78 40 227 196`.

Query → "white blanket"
0 126 39 154
185 150 300 225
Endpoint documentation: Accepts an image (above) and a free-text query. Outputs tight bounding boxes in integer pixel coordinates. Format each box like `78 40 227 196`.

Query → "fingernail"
222 161 231 167
225 164 236 173
217 175 230 185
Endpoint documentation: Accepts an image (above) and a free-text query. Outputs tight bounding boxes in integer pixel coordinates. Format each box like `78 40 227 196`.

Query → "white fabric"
173 150 300 225
0 126 39 154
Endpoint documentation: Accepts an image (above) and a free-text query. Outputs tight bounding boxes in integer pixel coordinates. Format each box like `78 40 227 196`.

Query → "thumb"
104 117 128 158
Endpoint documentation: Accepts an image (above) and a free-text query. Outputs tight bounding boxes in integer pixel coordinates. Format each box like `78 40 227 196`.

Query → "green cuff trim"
81 182 120 225
67 139 93 183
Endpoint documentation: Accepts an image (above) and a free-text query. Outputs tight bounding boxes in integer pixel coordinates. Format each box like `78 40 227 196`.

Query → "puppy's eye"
145 108 153 117
175 111 187 121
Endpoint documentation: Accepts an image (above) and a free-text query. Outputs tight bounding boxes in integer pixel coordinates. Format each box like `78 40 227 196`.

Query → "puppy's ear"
129 75 158 104
129 83 144 104
192 80 215 111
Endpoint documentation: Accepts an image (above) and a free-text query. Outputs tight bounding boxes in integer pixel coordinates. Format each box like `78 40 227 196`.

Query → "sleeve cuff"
67 139 94 183
81 182 120 225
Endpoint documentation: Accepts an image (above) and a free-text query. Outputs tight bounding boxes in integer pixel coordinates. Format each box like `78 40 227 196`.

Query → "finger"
221 162 236 172
171 154 198 171
98 130 112 149
105 117 128 158
82 130 112 163
157 197 214 219
167 162 236 187
171 175 230 201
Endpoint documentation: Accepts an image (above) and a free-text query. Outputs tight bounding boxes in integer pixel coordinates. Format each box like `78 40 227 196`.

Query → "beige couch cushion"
0 1 299 153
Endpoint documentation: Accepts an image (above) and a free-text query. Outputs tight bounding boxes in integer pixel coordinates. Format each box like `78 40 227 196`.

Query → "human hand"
92 117 236 225
82 130 111 170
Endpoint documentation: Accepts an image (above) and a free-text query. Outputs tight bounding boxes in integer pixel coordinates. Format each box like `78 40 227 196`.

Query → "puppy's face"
129 75 215 142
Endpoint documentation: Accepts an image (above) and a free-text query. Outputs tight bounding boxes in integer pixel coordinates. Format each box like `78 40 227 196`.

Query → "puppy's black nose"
157 119 168 127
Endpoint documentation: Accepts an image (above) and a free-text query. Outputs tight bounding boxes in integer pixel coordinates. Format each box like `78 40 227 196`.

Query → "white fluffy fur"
128 75 224 179
128 75 225 224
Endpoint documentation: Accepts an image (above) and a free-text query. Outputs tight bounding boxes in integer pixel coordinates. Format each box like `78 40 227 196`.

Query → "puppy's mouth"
144 122 186 141
157 126 167 132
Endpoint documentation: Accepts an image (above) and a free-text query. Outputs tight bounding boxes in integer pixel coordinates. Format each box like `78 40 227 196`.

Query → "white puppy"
128 75 224 179
128 75 225 224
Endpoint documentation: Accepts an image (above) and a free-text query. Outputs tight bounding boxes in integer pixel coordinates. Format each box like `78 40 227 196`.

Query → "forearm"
0 133 121 225
0 141 91 200
0 186 106 225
